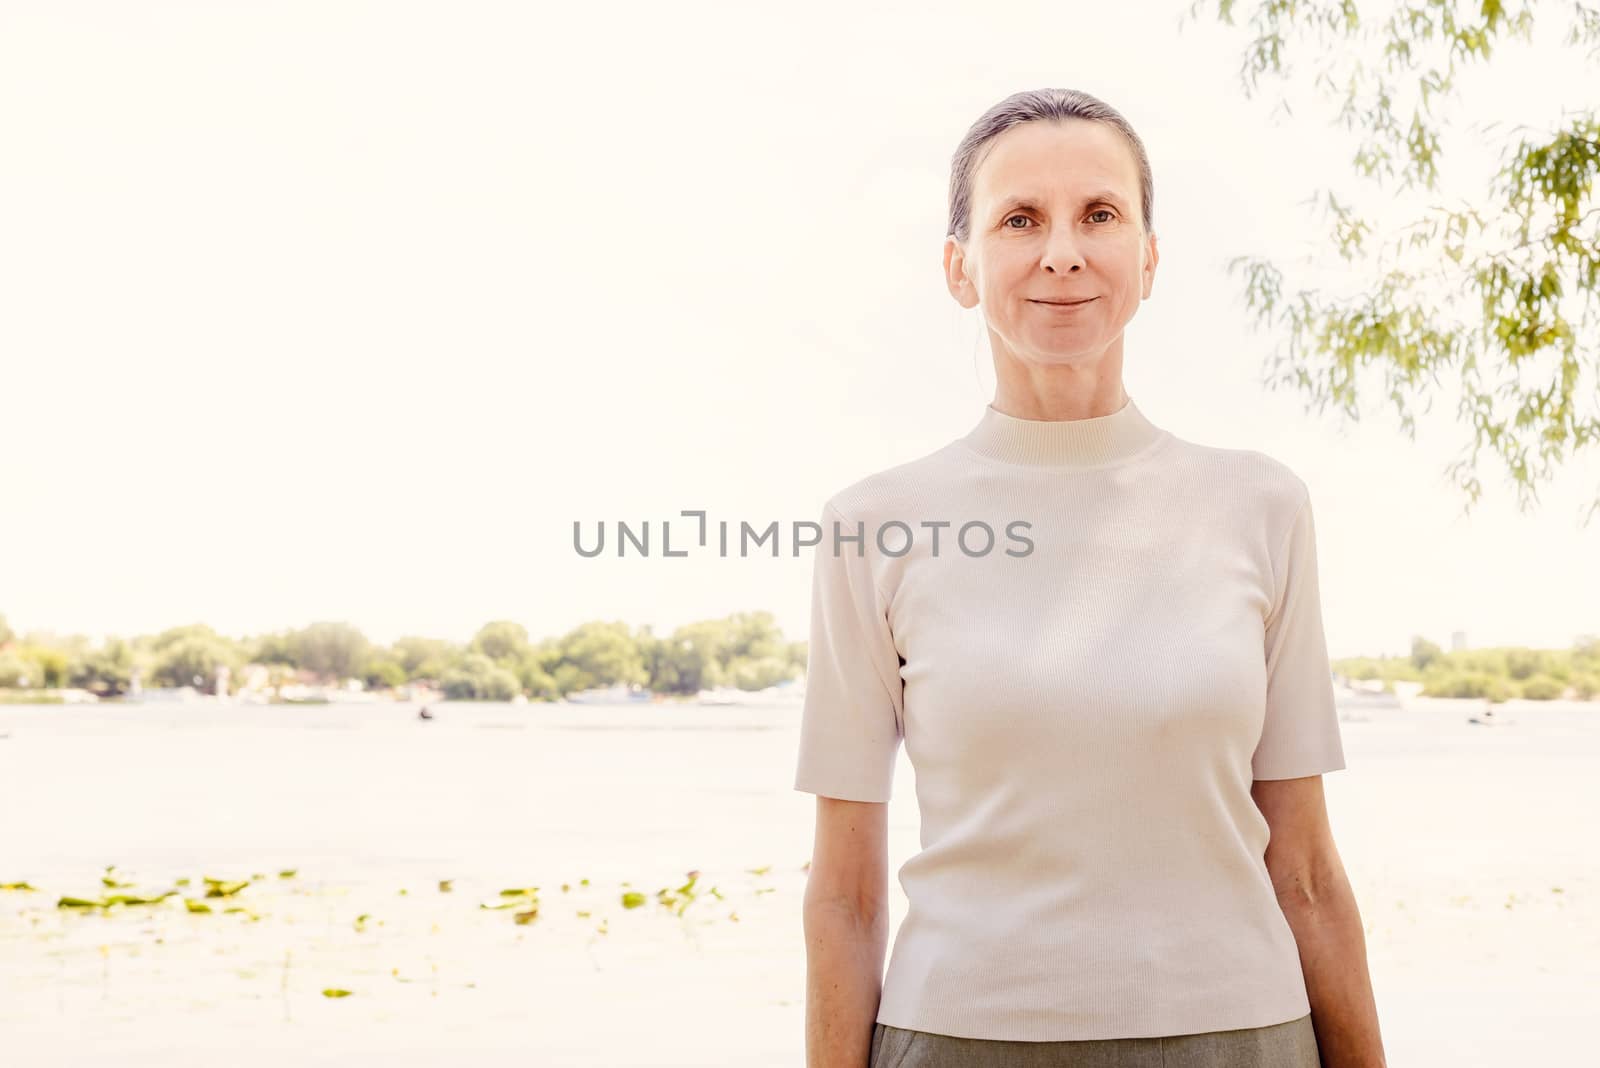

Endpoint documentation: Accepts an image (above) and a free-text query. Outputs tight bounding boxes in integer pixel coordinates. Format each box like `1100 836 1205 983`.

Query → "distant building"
1450 630 1468 652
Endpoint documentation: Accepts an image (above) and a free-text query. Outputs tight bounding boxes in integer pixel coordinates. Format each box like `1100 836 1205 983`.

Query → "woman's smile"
1030 297 1097 310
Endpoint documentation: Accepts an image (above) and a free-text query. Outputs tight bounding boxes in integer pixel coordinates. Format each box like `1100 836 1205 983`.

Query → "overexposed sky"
2 1 1595 658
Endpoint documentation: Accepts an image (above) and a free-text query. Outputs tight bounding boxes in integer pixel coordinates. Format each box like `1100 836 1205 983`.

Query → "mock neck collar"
960 393 1168 468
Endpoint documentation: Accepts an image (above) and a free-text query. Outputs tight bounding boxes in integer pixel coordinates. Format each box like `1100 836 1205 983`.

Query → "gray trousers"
869 1013 1320 1067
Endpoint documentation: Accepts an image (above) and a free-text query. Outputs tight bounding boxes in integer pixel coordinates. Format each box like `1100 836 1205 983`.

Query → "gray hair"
947 88 1155 245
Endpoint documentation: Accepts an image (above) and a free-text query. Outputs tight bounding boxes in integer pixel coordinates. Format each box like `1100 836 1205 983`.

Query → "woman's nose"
1039 230 1086 273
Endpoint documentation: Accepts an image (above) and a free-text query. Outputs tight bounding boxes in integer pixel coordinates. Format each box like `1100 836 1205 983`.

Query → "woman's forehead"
974 124 1139 209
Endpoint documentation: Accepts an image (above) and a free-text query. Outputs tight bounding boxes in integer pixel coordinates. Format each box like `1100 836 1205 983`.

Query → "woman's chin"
1022 338 1099 363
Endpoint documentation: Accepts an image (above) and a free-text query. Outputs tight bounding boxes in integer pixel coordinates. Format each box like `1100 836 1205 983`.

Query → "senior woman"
795 88 1387 1067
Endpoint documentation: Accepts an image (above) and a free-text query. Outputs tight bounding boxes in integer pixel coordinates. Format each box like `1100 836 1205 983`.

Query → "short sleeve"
1253 491 1347 780
793 501 905 802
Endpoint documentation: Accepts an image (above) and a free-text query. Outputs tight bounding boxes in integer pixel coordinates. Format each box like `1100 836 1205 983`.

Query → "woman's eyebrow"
995 191 1129 213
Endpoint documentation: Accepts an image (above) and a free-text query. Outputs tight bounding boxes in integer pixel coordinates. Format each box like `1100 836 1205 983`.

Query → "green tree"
0 650 32 688
471 621 530 664
249 630 300 666
723 611 786 662
392 636 456 681
1504 646 1543 680
1519 674 1564 699
557 621 647 689
727 655 798 690
11 644 72 689
152 635 238 691
1185 0 1600 522
721 611 797 690
1410 635 1443 671
295 622 369 682
361 654 408 691
74 638 136 697
551 661 591 695
0 613 14 646
652 620 729 695
1574 633 1600 668
516 658 559 700
440 652 521 701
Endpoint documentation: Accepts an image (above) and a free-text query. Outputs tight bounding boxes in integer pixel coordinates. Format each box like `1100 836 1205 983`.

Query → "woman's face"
944 119 1158 370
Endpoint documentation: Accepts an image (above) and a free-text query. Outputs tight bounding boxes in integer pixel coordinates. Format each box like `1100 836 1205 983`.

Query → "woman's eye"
1005 210 1113 228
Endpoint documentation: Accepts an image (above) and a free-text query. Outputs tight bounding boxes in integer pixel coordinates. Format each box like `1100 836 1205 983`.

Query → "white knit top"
793 393 1347 1041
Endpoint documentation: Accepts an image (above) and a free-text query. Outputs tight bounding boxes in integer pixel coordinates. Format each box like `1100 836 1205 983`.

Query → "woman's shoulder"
816 442 971 524
1160 431 1311 511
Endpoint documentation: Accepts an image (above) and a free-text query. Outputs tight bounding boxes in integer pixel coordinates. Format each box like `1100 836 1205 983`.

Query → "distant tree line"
5 611 1594 705
1333 635 1600 703
0 611 806 702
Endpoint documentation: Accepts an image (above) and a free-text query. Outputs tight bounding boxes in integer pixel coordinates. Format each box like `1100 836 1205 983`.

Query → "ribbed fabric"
793 393 1347 1042
960 395 1168 469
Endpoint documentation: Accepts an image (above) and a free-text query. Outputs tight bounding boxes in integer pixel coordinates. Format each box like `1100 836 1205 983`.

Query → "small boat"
698 679 807 706
1468 702 1515 726
567 683 652 705
1334 686 1400 722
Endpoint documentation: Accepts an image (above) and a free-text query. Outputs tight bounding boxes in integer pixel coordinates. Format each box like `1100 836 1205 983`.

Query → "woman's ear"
944 237 979 309
1141 232 1159 300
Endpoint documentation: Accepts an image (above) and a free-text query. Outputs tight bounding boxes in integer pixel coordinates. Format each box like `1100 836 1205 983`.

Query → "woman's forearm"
1278 867 1388 1067
802 900 889 1068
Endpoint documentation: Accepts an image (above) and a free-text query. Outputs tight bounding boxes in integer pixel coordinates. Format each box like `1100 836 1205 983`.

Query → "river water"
1 697 1596 1065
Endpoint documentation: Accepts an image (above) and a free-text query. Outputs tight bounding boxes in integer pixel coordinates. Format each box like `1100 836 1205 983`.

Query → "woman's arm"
803 902 889 1067
803 796 892 1068
1253 774 1388 1068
